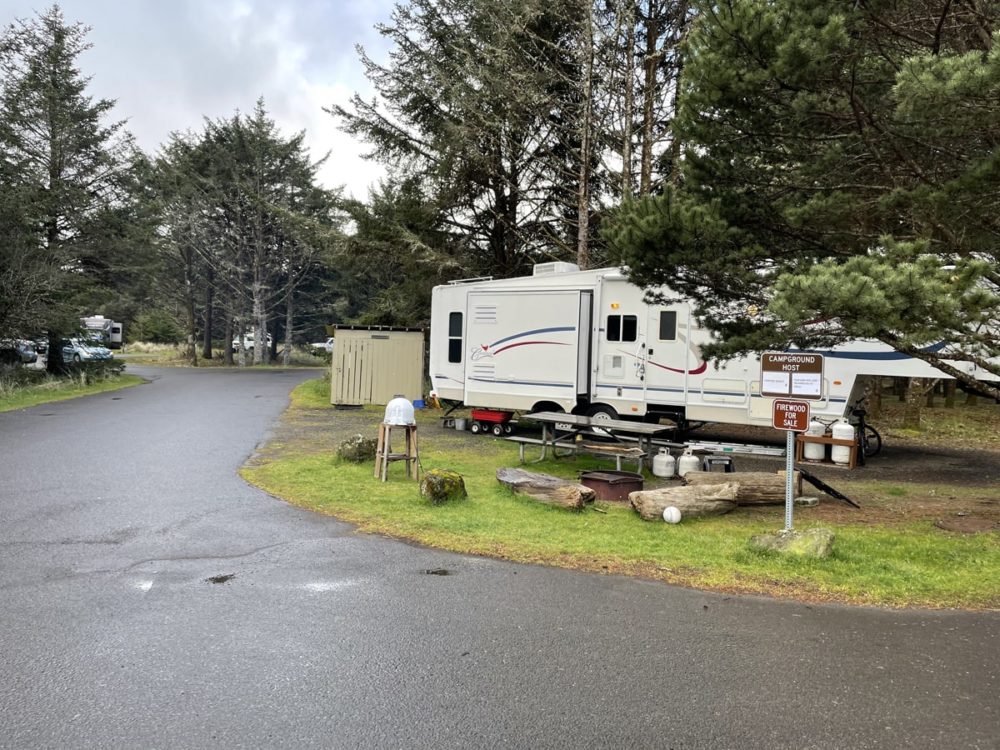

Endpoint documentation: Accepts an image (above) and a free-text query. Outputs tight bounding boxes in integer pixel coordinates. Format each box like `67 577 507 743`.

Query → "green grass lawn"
0 372 144 413
243 379 1000 610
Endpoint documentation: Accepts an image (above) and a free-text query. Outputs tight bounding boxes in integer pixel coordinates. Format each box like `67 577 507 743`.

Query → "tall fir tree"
153 101 340 366
605 0 1000 397
331 0 592 277
0 5 133 371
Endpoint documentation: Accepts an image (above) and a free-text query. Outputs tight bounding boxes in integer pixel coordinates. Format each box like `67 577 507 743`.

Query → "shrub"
130 309 183 344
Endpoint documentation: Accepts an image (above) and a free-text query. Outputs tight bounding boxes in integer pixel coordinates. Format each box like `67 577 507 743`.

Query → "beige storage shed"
329 326 425 407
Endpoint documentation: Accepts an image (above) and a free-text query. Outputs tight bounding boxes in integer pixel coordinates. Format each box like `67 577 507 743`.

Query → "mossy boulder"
420 469 468 505
749 528 835 559
337 434 378 463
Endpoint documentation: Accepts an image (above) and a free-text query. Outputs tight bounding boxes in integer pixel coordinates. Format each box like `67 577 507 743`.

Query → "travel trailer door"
593 283 649 414
643 303 693 408
577 291 593 400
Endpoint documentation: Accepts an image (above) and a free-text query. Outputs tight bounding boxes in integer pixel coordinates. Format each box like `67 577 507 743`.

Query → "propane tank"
831 419 856 465
652 448 676 478
804 419 827 461
677 448 701 478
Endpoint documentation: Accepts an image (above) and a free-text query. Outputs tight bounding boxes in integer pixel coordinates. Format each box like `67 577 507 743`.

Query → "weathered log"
628 483 738 521
496 468 596 511
684 471 799 506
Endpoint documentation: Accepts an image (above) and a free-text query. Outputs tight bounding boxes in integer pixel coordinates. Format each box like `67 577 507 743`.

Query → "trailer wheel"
470 422 481 434
587 404 618 422
491 423 504 437
587 404 618 436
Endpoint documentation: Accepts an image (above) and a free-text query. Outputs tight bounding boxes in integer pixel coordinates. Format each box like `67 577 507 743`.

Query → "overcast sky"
0 0 394 197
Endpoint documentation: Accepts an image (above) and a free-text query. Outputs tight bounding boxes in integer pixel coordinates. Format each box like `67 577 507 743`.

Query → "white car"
61 338 112 363
310 338 334 354
232 332 273 352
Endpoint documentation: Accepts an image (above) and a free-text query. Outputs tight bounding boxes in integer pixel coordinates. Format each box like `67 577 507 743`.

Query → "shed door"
332 335 371 406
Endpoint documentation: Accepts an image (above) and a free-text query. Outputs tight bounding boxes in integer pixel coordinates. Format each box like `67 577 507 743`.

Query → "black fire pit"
579 470 644 502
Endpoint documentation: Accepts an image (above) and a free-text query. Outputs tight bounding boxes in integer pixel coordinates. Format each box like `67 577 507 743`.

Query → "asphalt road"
1 367 997 749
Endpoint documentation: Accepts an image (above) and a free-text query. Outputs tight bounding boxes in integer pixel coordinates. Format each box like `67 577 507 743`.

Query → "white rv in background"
81 315 123 349
429 263 991 428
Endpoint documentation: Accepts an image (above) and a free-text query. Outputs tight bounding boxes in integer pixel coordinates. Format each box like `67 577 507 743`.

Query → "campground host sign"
760 353 824 400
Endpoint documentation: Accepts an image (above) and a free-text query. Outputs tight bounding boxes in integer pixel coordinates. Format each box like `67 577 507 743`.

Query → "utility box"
329 326 424 407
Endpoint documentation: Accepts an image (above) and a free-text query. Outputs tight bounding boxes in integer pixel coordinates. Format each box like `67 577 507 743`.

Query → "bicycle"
851 403 882 465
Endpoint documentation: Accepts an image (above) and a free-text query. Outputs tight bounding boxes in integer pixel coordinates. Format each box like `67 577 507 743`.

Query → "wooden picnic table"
517 411 674 466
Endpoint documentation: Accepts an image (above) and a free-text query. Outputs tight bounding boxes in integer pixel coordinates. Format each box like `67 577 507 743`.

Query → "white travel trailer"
81 315 123 349
429 263 991 428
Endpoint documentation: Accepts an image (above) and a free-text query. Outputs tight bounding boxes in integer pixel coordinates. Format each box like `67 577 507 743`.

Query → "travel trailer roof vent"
532 262 580 276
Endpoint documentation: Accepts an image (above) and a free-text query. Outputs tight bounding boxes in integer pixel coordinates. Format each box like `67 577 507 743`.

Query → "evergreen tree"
606 0 1000 397
336 177 463 327
0 5 134 370
152 102 341 365
330 0 590 276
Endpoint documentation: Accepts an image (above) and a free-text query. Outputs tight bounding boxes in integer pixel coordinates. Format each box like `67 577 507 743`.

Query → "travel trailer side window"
605 315 638 342
621 315 637 341
606 315 621 341
448 312 463 363
658 311 677 341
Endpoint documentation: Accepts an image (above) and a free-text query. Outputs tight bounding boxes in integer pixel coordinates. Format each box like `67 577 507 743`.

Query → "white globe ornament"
662 506 682 524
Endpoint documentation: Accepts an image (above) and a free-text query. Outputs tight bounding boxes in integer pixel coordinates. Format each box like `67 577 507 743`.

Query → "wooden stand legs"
374 423 420 481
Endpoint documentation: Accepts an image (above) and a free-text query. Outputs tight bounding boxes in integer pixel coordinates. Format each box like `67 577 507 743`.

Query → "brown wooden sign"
772 398 811 432
760 352 825 400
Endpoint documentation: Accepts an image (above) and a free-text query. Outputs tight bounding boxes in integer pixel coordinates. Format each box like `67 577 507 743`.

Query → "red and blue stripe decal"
480 326 574 355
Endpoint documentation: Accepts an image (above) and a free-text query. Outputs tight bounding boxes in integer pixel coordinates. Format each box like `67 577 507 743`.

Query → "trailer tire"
586 404 618 422
586 404 618 436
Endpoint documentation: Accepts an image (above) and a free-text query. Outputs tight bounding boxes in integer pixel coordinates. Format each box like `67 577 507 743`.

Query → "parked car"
231 332 273 352
60 338 113 363
309 337 335 354
0 339 38 365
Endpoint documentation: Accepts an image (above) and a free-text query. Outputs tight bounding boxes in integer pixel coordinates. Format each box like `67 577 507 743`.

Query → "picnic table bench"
505 411 672 472
505 435 647 472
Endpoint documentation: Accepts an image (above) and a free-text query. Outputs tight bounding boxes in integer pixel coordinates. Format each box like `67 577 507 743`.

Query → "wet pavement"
1 367 997 749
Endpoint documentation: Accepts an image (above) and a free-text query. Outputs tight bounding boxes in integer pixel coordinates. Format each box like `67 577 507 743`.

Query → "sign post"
762 353 825 531
772 398 810 531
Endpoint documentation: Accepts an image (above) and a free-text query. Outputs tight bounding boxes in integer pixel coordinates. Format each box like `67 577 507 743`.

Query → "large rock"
749 528 835 559
420 469 468 505
337 434 377 463
628 483 738 521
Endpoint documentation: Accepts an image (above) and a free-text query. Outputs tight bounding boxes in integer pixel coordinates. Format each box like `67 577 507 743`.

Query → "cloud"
0 0 392 197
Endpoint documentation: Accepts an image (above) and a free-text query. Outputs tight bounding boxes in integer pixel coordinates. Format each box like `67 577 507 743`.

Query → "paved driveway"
1 367 997 748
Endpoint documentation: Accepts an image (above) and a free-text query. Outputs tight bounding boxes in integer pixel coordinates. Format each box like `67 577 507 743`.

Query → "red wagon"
469 408 515 436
